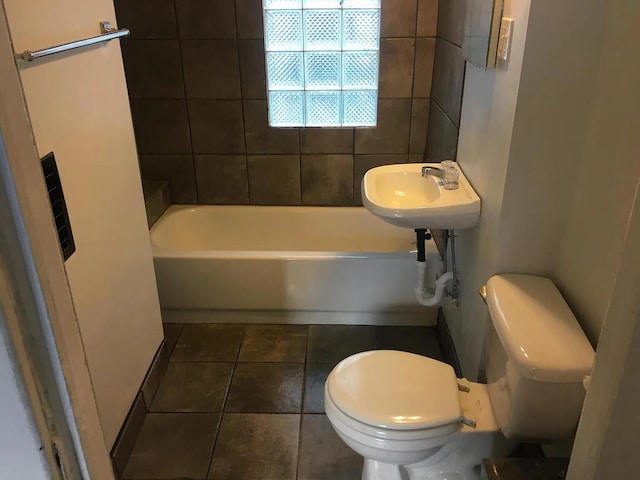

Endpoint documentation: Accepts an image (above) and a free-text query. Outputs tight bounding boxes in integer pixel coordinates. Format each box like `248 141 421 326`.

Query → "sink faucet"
423 164 460 190
422 166 444 178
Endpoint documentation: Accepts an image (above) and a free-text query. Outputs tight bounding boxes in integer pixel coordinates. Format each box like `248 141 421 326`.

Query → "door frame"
0 2 113 478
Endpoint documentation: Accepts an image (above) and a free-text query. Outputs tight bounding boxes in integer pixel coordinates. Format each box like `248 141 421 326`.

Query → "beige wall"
442 0 620 378
553 0 640 343
444 1 640 473
564 3 640 473
3 0 164 448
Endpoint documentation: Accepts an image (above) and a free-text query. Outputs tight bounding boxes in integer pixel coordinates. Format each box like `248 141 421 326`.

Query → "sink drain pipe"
414 229 453 307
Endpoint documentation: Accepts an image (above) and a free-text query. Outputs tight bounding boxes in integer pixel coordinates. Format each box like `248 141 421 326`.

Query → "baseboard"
110 339 168 478
160 308 437 326
435 308 462 377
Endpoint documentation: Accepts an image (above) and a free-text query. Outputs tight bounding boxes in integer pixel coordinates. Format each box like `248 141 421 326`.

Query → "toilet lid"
326 350 462 430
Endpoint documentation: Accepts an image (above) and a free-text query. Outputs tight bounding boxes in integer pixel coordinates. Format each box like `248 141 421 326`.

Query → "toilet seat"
325 389 461 442
326 350 462 431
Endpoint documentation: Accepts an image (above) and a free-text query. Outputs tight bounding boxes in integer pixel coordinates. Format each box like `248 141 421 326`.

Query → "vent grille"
41 152 75 261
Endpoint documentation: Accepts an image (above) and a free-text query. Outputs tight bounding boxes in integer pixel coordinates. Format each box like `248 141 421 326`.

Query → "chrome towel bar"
15 21 129 62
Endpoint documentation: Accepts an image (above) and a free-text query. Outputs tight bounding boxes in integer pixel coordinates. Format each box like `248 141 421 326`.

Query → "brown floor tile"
225 363 303 413
171 324 244 362
373 325 445 360
304 363 336 414
297 414 362 480
122 413 219 479
208 414 299 480
307 325 374 363
151 362 233 412
238 325 308 362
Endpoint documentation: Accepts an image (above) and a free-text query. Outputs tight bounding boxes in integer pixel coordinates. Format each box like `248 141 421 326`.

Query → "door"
2 0 164 454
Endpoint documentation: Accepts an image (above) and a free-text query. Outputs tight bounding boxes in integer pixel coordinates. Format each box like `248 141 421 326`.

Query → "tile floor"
121 323 449 480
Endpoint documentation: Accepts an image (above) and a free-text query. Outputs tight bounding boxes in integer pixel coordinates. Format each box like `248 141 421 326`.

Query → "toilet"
324 274 595 480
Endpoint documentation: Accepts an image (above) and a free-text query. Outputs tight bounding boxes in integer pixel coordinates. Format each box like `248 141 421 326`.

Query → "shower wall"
114 0 438 205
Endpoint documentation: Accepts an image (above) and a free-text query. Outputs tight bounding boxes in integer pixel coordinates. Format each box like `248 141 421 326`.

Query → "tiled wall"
114 0 439 205
425 0 466 162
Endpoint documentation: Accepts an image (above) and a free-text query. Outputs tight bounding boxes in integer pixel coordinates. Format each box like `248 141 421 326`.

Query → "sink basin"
361 163 481 229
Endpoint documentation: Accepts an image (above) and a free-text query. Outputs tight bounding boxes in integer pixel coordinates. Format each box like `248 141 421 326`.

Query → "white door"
2 0 164 453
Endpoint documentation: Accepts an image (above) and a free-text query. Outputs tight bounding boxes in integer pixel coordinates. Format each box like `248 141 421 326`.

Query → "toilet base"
360 431 510 480
361 459 405 480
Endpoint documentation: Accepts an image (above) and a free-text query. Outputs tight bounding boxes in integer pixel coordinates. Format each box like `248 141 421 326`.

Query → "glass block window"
263 0 380 127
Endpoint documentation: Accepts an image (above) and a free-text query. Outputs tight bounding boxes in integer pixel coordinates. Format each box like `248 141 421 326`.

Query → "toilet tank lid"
486 274 595 383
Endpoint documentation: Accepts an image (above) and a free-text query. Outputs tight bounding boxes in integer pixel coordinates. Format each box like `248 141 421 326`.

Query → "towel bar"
15 21 129 62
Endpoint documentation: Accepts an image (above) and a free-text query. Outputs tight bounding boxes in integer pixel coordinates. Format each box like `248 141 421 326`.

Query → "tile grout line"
294 326 311 480
203 325 246 479
171 0 199 204
235 7 252 204
408 0 421 157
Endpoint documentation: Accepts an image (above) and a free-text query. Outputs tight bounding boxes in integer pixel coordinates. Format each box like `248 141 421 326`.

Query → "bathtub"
150 205 442 325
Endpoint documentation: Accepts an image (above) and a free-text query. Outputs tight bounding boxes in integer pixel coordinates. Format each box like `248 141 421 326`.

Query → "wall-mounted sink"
361 163 481 229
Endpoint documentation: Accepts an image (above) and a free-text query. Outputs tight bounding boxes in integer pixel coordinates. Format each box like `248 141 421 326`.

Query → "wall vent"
41 152 75 261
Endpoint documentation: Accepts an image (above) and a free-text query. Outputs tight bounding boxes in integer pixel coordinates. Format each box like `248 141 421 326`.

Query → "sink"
361 163 481 229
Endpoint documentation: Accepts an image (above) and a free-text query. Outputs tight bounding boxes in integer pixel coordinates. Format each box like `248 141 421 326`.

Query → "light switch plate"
497 17 514 61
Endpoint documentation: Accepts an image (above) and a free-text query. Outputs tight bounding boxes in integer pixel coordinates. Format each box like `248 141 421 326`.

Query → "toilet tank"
484 274 595 441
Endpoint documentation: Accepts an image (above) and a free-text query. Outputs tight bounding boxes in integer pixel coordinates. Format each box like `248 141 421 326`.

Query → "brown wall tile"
244 100 300 154
130 100 192 153
300 129 354 154
301 155 354 205
235 0 264 38
121 40 184 99
413 38 436 98
354 154 409 205
144 181 171 227
194 155 249 204
437 0 466 47
425 100 458 162
188 100 245 153
431 39 465 126
239 40 267 99
175 0 237 38
116 0 444 206
248 155 301 204
114 0 178 39
381 0 417 37
379 39 415 99
140 154 197 203
417 0 438 37
355 99 412 154
181 40 241 98
410 99 430 154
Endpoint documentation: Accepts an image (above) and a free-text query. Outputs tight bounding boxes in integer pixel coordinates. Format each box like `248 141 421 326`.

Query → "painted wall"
113 0 438 206
3 0 164 448
442 0 614 377
552 0 640 343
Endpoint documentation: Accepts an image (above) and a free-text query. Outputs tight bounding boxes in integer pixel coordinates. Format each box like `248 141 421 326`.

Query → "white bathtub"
150 205 442 325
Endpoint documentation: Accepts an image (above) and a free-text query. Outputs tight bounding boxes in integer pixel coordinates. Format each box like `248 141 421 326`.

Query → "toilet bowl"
324 350 510 480
324 274 595 480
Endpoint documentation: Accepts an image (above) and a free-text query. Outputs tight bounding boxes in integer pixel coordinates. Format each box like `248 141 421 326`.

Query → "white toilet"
324 274 595 480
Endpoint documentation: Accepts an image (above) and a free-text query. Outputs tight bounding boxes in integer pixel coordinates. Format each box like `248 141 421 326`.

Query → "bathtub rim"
151 247 422 260
149 204 437 259
161 308 435 326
